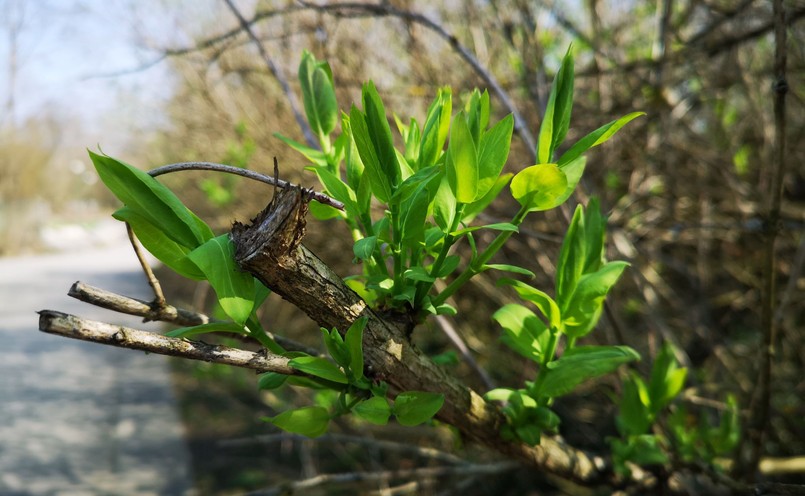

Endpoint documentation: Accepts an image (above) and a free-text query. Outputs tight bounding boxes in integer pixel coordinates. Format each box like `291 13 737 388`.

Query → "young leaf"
350 105 392 203
617 373 652 436
556 205 586 308
345 316 368 381
557 112 645 166
419 87 452 169
298 50 338 137
353 396 391 425
289 356 349 384
90 151 213 248
648 343 687 414
538 345 640 398
563 261 629 338
498 278 561 331
537 48 574 163
510 164 568 212
446 112 479 203
492 304 550 362
394 166 442 242
113 207 205 280
258 372 288 390
362 82 401 198
187 235 255 325
462 173 512 224
392 391 445 426
451 222 518 236
582 197 606 273
165 321 248 339
476 115 514 199
322 328 351 369
264 406 330 438
353 236 377 262
432 175 457 231
482 264 536 278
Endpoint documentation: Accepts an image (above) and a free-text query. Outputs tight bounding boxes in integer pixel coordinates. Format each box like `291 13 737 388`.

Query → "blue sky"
0 0 231 148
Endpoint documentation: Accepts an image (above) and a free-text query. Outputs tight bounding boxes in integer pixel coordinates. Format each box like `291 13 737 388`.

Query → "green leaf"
538 345 640 398
648 343 687 414
498 279 561 331
258 372 288 390
394 166 442 242
493 304 549 362
462 173 512 224
618 373 652 436
393 391 444 426
353 236 377 262
558 112 645 166
264 406 330 438
432 175 456 231
556 205 586 308
553 155 586 207
476 115 513 199
273 133 328 166
485 388 537 408
187 235 255 325
353 396 391 425
298 50 337 137
446 112 479 203
563 261 629 338
433 255 460 278
165 321 248 339
113 207 205 280
90 151 213 248
515 424 542 446
345 316 368 381
582 197 606 273
537 48 574 163
483 264 535 278
322 328 351 369
419 87 451 169
510 164 568 212
451 222 518 236
289 356 348 384
361 82 401 199
404 266 436 283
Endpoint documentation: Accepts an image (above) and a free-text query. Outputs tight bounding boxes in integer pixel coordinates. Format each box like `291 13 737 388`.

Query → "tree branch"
37 310 298 376
229 185 619 485
67 281 321 356
298 1 537 158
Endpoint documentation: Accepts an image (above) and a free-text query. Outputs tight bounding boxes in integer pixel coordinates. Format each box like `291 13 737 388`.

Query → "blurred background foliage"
2 0 803 493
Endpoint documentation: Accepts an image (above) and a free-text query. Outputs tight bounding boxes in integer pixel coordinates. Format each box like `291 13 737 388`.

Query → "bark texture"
231 187 609 484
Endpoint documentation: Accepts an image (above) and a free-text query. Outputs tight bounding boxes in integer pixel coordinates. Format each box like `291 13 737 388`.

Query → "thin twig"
222 0 319 149
743 0 788 480
245 461 519 496
434 315 495 391
67 281 321 356
125 222 167 315
298 1 537 158
219 432 468 466
37 310 299 375
147 160 344 210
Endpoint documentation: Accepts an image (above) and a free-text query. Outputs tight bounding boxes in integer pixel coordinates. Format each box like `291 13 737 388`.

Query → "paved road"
0 240 194 495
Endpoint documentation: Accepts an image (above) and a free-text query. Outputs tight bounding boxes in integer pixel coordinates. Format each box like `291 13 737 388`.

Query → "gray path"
0 241 194 495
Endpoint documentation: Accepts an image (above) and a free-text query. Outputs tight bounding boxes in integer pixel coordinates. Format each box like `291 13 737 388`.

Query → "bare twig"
246 461 519 496
37 310 298 375
434 315 495 391
742 0 788 481
298 1 537 158
222 0 319 149
125 222 167 315
220 432 467 466
67 281 320 356
147 160 344 210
